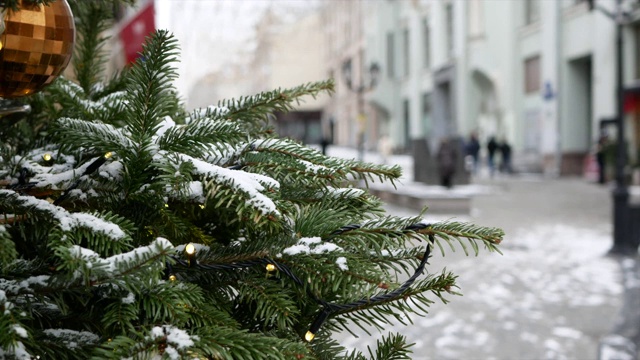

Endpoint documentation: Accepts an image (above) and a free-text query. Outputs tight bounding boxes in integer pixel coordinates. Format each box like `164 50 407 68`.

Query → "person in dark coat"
596 133 608 184
499 139 513 174
437 137 458 188
465 132 481 174
487 136 498 176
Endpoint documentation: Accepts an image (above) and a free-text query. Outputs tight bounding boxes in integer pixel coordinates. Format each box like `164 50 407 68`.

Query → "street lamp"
598 0 639 254
341 59 381 161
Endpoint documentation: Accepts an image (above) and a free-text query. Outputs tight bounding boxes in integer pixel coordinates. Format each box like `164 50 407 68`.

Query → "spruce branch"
367 333 413 360
209 80 334 134
157 118 245 159
125 29 180 143
423 221 504 256
0 226 17 273
53 117 133 153
69 1 115 93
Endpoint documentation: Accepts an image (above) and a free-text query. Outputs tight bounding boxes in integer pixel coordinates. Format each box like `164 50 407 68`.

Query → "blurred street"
330 147 625 360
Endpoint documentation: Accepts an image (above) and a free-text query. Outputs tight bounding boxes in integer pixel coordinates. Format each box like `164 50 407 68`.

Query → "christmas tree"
0 1 503 359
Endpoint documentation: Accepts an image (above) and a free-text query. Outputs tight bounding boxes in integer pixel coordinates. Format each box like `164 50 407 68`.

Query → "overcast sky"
155 0 321 101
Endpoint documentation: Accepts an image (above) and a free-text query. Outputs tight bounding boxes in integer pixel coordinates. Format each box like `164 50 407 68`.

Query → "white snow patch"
336 257 348 270
172 153 279 216
282 237 343 256
43 329 100 349
0 190 126 240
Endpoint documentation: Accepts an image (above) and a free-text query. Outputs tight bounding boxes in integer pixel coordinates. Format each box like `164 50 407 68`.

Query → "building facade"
321 1 375 153
328 0 640 182
250 9 330 145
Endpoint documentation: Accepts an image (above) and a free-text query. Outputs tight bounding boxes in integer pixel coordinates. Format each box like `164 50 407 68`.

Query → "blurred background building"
108 0 640 185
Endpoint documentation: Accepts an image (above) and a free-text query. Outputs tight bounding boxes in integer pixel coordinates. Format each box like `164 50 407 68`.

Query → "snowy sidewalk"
324 146 496 214
326 146 628 360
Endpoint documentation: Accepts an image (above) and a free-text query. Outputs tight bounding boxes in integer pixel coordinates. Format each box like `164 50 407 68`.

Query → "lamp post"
342 59 380 161
594 0 638 253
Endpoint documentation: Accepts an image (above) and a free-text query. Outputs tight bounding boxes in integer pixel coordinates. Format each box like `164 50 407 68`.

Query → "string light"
199 204 205 209
185 243 197 267
165 223 436 343
185 243 196 255
305 309 330 342
265 263 276 272
169 274 177 282
52 151 113 206
304 331 315 342
42 153 53 166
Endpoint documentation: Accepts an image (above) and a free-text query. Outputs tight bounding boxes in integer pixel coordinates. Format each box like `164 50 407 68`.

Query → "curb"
368 183 472 215
599 257 640 360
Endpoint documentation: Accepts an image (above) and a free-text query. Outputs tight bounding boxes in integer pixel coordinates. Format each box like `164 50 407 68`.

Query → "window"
421 93 432 135
524 0 540 25
403 28 410 77
445 3 454 59
403 99 411 149
386 32 395 79
524 55 541 94
422 18 430 69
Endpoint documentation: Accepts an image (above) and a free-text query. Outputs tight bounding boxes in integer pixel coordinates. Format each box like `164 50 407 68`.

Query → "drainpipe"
554 0 563 176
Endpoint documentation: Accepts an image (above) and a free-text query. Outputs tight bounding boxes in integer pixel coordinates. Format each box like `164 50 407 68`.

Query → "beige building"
250 9 330 144
321 0 380 154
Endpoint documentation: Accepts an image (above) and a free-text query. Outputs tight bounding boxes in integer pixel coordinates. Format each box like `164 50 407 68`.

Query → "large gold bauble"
0 0 75 98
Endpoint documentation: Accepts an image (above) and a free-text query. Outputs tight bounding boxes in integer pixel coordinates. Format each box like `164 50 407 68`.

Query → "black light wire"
31 149 435 341
168 222 434 340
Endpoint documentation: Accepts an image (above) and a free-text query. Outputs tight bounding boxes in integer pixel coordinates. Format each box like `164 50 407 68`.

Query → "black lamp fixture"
341 58 381 161
341 59 381 93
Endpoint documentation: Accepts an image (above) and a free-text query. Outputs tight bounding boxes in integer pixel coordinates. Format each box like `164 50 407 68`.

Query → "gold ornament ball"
0 0 75 99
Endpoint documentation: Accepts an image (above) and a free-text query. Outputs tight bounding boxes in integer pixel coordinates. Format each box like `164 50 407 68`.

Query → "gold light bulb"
185 243 196 255
42 153 52 161
305 331 315 342
265 264 276 272
104 151 113 159
169 274 177 282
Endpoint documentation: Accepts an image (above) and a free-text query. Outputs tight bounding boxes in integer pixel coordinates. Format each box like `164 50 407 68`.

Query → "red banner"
624 92 640 114
120 1 155 64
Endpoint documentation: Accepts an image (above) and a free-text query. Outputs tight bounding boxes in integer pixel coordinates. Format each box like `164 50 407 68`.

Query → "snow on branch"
172 153 280 216
0 190 126 241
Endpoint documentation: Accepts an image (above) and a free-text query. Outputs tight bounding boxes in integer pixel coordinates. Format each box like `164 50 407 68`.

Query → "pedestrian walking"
487 136 498 176
596 132 608 184
499 139 513 174
436 137 458 188
465 132 481 174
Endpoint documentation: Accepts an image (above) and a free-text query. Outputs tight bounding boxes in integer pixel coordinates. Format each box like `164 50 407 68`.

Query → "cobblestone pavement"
337 175 623 360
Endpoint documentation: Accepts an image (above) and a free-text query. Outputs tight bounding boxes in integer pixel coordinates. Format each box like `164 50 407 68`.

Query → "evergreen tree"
0 1 503 359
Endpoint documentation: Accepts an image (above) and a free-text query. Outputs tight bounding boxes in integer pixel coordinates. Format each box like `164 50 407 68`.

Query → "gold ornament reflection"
0 0 75 98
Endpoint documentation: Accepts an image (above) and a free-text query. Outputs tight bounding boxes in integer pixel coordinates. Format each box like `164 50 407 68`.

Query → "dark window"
403 28 410 77
387 32 395 79
524 0 540 25
423 18 430 69
524 55 541 94
403 99 410 150
422 93 431 135
446 3 454 59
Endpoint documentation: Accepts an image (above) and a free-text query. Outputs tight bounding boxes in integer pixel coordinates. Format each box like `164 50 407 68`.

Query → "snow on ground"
335 222 622 359
326 145 623 359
